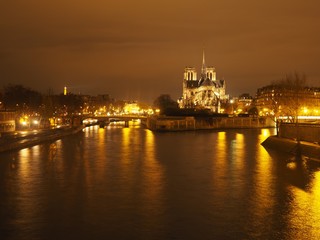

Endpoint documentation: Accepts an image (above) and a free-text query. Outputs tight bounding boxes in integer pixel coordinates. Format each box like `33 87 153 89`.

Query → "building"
255 84 320 117
236 94 254 114
178 52 229 112
0 110 16 133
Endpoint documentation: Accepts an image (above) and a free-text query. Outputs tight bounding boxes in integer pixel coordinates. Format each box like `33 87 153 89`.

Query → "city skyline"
1 0 319 103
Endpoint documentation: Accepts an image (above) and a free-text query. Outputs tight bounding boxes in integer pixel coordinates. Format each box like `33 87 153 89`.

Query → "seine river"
1 125 320 239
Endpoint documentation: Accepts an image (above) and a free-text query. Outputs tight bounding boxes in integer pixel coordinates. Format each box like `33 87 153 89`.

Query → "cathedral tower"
206 67 216 81
184 67 197 81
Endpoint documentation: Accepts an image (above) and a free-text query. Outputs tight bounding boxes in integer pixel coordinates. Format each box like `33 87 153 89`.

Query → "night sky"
1 0 319 103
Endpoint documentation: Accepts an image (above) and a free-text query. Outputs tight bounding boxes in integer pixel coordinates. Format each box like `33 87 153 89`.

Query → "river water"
0 125 320 239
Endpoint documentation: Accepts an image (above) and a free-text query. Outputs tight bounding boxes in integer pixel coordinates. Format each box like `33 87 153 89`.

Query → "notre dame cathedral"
178 52 229 113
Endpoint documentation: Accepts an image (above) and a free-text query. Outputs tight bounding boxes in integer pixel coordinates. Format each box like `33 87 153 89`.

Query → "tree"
41 89 58 118
248 106 259 116
153 94 179 114
57 93 84 115
2 84 42 112
266 73 311 142
271 73 307 123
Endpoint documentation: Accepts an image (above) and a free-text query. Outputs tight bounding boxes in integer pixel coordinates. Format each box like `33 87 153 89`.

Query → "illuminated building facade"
255 85 320 116
0 110 16 133
179 52 229 112
230 94 254 115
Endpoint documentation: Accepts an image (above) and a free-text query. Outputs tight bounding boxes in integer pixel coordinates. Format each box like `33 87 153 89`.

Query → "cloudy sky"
1 0 319 103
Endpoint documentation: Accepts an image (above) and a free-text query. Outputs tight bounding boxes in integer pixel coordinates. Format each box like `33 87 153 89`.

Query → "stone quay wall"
147 116 275 131
279 123 320 143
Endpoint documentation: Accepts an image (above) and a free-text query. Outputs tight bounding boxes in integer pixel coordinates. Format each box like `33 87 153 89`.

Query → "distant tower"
64 86 67 95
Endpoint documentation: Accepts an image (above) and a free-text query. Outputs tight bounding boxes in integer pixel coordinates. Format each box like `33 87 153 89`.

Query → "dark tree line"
1 84 84 117
2 84 42 111
153 94 178 114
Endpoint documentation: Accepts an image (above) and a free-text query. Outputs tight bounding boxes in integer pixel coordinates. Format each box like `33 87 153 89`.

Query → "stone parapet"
279 123 320 143
147 116 275 131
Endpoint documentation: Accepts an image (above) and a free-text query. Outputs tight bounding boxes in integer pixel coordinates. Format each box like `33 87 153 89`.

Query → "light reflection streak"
84 125 97 138
143 130 163 204
231 133 245 170
257 128 320 238
261 128 270 139
143 129 163 201
31 145 40 156
286 170 320 239
308 171 320 238
213 131 228 194
140 129 164 236
18 148 31 178
121 127 131 164
120 128 137 187
120 128 165 234
216 131 226 162
248 129 274 235
97 127 106 155
87 127 108 182
16 147 42 231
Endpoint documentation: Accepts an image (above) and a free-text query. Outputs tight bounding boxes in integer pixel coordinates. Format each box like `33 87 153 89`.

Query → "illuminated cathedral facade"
178 52 229 112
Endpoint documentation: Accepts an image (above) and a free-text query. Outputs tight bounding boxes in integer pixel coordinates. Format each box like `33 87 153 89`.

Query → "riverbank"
262 135 320 162
0 126 84 153
147 116 275 131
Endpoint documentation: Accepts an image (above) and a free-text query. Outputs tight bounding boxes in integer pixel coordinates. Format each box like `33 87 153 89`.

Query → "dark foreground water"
1 126 320 240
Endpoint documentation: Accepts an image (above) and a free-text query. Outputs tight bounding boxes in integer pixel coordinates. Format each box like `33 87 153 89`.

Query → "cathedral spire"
201 50 207 78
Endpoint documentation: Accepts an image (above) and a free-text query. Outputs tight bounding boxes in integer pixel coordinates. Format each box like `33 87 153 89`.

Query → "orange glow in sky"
0 1 319 102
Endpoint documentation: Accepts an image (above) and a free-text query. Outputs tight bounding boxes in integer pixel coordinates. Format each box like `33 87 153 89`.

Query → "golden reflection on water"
18 148 32 178
141 129 164 235
84 125 96 138
16 146 42 227
249 129 274 233
120 128 164 189
308 172 320 238
18 145 40 172
121 127 132 166
286 171 320 239
261 128 270 138
214 132 228 192
17 144 40 176
252 128 320 238
120 128 164 230
232 133 245 170
143 129 163 200
6 126 320 238
255 129 273 194
97 127 107 161
31 145 40 156
120 127 142 189
81 126 105 181
216 131 227 163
